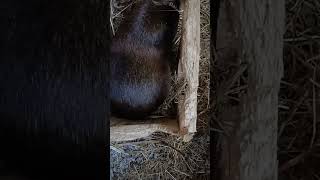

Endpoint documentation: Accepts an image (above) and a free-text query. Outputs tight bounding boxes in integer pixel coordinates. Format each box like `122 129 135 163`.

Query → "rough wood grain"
216 0 285 179
239 1 284 179
178 0 200 140
110 117 179 142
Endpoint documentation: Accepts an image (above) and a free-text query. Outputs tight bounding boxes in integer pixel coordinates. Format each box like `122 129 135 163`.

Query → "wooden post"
178 0 200 141
216 0 285 179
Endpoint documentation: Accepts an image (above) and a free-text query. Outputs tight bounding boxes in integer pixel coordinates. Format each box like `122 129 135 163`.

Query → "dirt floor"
110 0 210 179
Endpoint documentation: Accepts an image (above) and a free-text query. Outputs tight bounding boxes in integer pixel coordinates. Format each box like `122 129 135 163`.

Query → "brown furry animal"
110 0 179 119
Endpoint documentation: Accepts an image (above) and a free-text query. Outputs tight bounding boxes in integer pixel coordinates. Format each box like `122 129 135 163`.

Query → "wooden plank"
110 117 179 142
239 0 284 179
178 0 200 141
216 0 285 179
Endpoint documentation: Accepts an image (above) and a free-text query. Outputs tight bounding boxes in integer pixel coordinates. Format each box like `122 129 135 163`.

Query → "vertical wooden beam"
178 0 201 141
216 0 285 179
239 1 284 179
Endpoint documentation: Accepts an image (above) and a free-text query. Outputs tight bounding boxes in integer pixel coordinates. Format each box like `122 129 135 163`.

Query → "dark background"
0 0 110 179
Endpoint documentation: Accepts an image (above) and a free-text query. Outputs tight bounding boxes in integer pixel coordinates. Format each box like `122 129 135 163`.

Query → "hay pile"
278 0 320 179
110 0 210 179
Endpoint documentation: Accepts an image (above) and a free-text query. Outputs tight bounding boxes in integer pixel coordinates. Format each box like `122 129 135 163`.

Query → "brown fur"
110 0 179 119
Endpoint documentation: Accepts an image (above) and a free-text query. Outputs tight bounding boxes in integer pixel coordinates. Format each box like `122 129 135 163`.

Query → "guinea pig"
110 0 180 119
